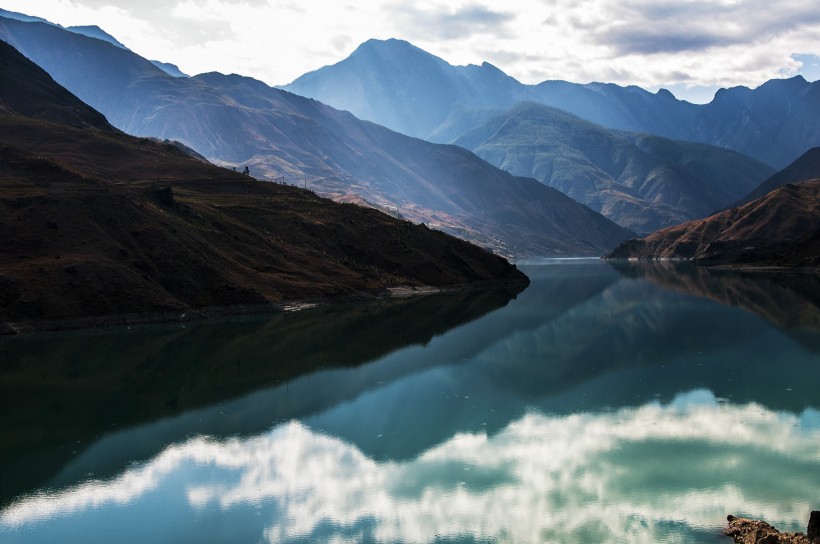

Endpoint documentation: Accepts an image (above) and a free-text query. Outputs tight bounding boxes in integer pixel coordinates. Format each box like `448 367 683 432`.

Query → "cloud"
3 0 820 102
3 390 819 543
594 0 820 56
387 2 515 40
793 54 820 82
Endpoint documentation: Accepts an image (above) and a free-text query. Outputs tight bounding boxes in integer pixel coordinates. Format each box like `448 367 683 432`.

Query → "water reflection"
611 261 820 334
2 261 820 543
3 391 818 543
0 286 525 505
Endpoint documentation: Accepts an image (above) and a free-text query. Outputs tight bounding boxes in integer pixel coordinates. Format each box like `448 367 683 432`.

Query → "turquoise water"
1 260 818 543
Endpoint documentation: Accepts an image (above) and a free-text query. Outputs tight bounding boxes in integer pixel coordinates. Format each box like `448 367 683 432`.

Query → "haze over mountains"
452 102 773 233
2 7 817 268
285 38 820 170
0 14 632 257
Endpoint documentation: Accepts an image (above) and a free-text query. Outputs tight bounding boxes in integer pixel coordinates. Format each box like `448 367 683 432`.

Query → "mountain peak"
756 74 809 93
350 38 434 62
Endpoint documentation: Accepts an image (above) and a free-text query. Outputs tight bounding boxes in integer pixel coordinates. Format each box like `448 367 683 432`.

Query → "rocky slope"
453 102 773 233
606 178 820 266
0 40 527 332
724 513 818 544
0 15 632 257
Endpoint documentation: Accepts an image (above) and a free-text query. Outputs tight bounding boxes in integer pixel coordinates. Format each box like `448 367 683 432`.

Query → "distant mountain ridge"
0 15 632 257
284 38 820 169
452 102 773 234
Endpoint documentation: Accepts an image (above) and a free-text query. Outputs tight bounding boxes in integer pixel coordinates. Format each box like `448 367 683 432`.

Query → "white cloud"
0 0 818 103
2 390 819 542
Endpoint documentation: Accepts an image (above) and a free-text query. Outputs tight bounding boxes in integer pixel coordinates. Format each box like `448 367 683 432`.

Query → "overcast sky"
3 0 820 103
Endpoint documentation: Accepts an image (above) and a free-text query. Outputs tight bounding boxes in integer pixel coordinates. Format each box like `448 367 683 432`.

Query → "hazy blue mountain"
0 39 115 131
150 60 189 78
284 39 820 169
733 147 820 207
0 8 53 25
284 39 528 140
0 16 632 256
66 25 129 49
454 102 774 233
690 78 820 169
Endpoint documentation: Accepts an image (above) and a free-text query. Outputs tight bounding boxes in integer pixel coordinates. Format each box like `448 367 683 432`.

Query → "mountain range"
2 9 816 266
284 38 820 170
451 102 773 233
0 14 632 257
0 39 530 332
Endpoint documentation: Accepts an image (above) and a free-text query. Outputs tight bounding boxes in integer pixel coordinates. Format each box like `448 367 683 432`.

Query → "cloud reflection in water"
2 390 819 543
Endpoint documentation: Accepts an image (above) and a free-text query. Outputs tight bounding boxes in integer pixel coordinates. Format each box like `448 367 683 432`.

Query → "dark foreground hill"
606 178 820 266
0 41 527 332
0 16 632 257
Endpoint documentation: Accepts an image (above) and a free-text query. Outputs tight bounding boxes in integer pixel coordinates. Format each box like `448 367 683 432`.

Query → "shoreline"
603 257 820 274
0 277 529 336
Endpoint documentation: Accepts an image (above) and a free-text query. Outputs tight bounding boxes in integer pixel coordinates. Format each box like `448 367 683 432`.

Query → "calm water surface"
1 260 819 543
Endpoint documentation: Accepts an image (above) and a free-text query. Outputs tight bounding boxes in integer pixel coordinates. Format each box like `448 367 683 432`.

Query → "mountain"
284 39 820 169
150 60 189 78
0 38 115 130
690 78 820 169
66 24 128 49
606 178 820 266
453 102 773 234
283 39 527 141
734 147 820 206
0 39 528 332
0 16 633 257
0 7 52 25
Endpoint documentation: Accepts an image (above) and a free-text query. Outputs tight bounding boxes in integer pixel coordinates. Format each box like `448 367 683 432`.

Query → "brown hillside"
606 179 820 266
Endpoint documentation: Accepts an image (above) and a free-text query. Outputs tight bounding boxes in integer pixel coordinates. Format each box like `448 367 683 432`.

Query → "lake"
1 259 818 543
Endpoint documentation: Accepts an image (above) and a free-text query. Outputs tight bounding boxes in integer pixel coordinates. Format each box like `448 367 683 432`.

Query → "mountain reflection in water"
2 260 819 543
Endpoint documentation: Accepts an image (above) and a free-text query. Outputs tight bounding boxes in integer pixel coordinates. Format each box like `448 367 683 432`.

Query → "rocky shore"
725 512 819 544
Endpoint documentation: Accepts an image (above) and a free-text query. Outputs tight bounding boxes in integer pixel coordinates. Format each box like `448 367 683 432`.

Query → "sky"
2 0 820 104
